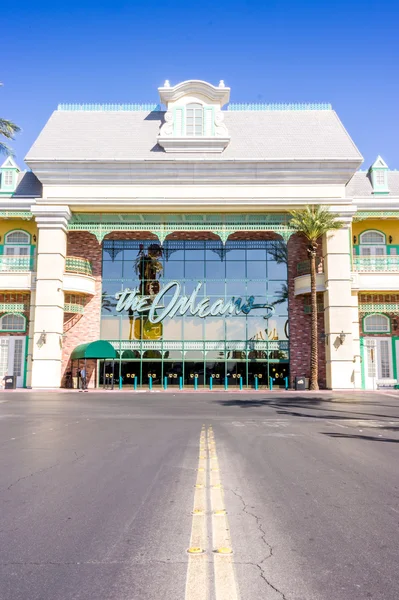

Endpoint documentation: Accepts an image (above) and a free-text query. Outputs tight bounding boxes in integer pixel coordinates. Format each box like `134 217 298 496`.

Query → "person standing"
80 366 87 391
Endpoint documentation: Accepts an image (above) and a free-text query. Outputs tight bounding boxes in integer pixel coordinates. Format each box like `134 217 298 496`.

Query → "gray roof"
14 171 42 197
25 109 362 162
346 171 399 198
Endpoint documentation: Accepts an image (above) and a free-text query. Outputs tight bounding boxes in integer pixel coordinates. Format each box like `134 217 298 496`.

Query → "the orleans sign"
115 281 275 324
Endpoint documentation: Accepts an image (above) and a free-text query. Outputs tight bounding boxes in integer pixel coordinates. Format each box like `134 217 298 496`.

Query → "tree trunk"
309 247 319 390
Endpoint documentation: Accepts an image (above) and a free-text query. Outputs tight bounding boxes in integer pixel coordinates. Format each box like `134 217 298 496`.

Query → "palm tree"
289 206 344 390
0 83 21 155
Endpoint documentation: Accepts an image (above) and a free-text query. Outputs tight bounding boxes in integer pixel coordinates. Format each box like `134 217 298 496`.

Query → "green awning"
70 340 117 360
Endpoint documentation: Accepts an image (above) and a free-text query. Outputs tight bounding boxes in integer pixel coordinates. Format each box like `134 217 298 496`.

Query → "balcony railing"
65 256 93 276
0 256 34 272
296 258 324 276
352 256 399 272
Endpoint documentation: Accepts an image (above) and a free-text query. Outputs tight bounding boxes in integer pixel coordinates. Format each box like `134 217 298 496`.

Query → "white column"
31 206 71 388
323 225 357 389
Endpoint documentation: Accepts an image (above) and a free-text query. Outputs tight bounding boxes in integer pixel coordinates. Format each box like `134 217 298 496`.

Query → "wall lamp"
353 235 357 244
33 234 37 242
339 331 346 345
393 319 398 331
389 235 393 244
37 330 47 347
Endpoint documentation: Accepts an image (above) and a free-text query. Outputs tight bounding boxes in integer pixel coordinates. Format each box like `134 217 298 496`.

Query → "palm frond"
0 119 21 139
0 141 13 155
289 205 344 244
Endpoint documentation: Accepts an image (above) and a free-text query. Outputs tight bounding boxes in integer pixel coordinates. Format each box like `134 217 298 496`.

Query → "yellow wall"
352 219 399 243
0 219 37 241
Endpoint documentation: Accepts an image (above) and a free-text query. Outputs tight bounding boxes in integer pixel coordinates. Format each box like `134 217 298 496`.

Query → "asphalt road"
0 389 398 600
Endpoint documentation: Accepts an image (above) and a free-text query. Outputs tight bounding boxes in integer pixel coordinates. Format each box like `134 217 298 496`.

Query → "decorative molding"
354 211 399 221
0 210 32 220
108 339 289 352
158 80 230 107
359 303 399 313
0 302 29 312
31 205 71 231
157 135 230 153
27 160 362 185
226 103 332 111
58 103 161 112
68 212 294 243
64 302 85 314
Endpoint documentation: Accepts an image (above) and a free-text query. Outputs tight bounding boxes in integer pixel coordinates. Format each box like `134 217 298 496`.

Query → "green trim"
4 229 32 244
362 313 391 334
392 337 399 381
0 312 27 333
0 211 32 219
360 338 365 390
68 212 294 244
23 335 29 389
354 211 399 221
65 256 92 276
358 228 386 244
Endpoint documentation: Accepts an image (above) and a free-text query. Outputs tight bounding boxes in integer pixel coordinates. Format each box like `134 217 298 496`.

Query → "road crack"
6 462 60 492
230 488 288 600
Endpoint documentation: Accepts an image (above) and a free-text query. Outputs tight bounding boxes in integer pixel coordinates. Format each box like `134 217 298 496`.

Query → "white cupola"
157 80 231 153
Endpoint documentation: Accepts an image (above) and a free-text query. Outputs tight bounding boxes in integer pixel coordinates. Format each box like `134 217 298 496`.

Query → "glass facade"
100 239 289 388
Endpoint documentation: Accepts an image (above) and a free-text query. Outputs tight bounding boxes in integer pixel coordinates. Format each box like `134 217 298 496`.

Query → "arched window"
363 314 390 333
359 230 386 256
360 231 385 245
186 103 203 136
0 313 26 332
4 230 31 257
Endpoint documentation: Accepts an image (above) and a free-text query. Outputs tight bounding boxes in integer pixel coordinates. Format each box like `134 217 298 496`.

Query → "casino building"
0 79 398 390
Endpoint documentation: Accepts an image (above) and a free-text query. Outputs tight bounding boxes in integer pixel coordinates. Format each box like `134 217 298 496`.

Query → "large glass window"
100 239 289 387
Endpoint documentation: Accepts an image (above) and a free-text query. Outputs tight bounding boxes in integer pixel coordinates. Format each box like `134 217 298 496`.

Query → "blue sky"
1 0 398 169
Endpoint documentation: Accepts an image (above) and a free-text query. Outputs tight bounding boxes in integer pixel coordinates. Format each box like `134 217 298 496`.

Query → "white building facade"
1 80 398 390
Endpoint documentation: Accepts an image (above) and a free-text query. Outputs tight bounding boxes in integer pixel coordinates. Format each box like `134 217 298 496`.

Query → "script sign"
115 281 275 324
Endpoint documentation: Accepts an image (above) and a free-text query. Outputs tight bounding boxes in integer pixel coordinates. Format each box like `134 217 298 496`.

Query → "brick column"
31 206 71 388
323 226 357 389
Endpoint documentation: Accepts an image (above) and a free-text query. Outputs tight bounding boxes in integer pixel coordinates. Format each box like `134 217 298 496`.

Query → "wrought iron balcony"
0 256 34 272
65 257 93 276
296 258 324 276
352 256 399 272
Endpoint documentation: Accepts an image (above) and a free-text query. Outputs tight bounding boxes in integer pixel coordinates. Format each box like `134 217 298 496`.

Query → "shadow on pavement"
322 432 399 444
216 396 399 422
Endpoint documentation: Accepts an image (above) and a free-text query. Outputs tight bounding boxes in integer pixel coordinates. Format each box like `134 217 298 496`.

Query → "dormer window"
3 171 13 186
186 103 203 136
375 171 386 186
369 156 389 194
0 157 19 193
158 79 231 153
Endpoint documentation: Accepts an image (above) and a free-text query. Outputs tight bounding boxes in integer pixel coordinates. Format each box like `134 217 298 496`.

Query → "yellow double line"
185 425 239 600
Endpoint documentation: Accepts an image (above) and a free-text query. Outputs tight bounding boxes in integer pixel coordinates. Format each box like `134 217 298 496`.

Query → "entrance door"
226 361 246 387
248 362 269 388
363 338 393 389
142 362 162 387
0 336 26 387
